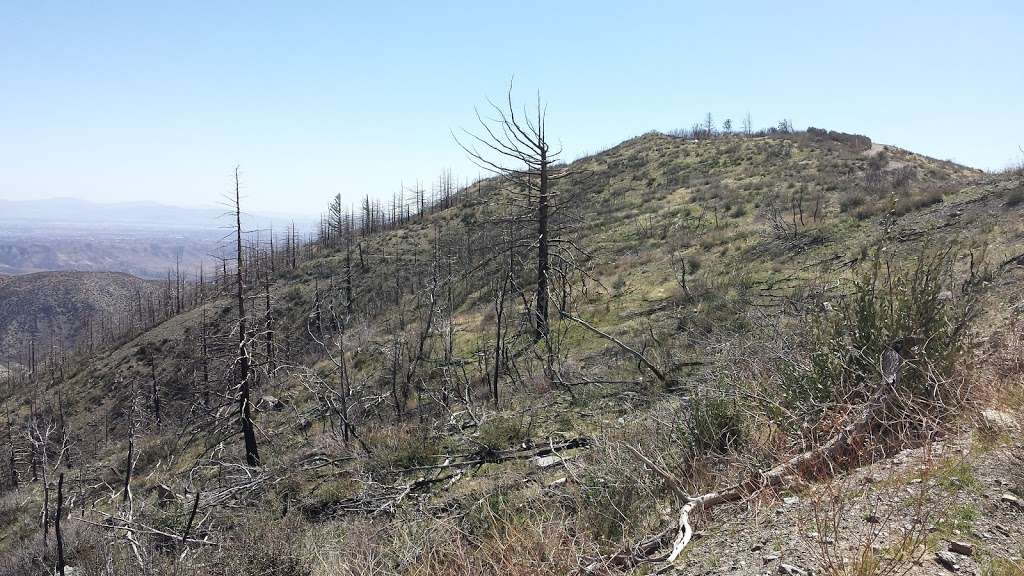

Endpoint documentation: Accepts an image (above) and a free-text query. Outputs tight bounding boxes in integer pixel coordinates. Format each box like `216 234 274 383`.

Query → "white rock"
981 409 1018 433
533 455 563 468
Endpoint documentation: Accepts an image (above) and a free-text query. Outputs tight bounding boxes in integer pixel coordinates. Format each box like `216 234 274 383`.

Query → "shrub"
683 392 747 453
1005 187 1024 208
366 426 439 476
476 414 531 450
781 247 976 420
204 515 312 576
893 185 943 216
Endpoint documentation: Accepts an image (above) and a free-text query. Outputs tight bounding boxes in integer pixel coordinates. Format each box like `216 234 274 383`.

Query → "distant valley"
0 197 316 278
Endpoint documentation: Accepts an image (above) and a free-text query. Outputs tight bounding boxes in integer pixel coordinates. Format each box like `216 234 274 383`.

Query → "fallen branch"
590 358 903 573
559 310 669 384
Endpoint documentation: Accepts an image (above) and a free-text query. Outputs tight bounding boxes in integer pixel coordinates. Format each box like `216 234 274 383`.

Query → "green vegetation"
1 127 1021 575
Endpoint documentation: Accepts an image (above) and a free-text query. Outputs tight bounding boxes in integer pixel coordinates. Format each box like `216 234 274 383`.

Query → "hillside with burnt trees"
2 110 1024 575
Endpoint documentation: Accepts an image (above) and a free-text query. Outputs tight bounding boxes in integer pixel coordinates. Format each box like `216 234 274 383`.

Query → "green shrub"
781 248 976 418
1005 187 1024 208
893 185 943 216
684 392 746 453
366 427 438 476
477 414 531 449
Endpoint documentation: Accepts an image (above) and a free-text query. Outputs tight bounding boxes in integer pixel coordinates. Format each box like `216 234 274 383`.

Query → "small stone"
782 496 800 505
949 541 974 556
763 554 780 563
935 550 959 571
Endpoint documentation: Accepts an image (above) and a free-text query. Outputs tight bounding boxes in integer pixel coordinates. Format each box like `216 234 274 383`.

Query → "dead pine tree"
231 167 261 467
456 80 577 341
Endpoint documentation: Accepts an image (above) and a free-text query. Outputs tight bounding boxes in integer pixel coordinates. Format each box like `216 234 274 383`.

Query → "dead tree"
55 472 65 576
456 80 576 341
233 167 261 467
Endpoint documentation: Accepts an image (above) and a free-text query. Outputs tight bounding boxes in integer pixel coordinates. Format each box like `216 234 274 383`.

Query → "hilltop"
1 128 1023 576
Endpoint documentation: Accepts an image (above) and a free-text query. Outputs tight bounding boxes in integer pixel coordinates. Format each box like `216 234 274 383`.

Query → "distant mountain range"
0 197 319 278
0 197 317 231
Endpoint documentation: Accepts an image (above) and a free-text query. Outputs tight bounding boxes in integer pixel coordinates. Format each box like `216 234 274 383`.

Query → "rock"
259 395 286 411
778 564 808 576
980 410 1018 433
763 554 779 563
533 455 563 468
935 550 959 571
949 541 974 556
1001 493 1022 508
782 496 800 505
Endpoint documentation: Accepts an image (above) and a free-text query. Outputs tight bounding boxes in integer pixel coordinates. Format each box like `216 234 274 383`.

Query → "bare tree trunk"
55 473 65 576
535 148 550 339
234 167 261 467
150 363 161 428
264 278 275 376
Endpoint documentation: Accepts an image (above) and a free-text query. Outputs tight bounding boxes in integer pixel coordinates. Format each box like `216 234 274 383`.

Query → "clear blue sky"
2 1 1021 214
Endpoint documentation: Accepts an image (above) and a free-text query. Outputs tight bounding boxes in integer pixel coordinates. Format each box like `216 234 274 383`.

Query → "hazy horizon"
3 1 1022 214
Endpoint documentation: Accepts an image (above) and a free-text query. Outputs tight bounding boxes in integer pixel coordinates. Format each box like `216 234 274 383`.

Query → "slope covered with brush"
2 128 1024 576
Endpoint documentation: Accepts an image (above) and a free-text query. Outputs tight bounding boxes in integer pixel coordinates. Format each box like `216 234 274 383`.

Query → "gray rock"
259 395 286 411
935 550 959 571
980 410 1018 433
949 540 974 556
778 564 808 576
533 455 564 468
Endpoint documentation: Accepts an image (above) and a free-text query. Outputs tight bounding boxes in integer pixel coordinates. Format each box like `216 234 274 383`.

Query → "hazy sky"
2 1 1021 214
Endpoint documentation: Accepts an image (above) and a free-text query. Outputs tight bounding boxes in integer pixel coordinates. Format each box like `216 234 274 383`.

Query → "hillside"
2 129 1023 576
0 271 161 368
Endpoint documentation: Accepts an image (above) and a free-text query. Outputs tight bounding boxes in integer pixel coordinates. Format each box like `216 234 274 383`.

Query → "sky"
1 1 1022 215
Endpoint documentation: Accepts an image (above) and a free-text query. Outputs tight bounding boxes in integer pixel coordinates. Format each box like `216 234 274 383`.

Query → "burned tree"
456 81 575 341
232 167 261 467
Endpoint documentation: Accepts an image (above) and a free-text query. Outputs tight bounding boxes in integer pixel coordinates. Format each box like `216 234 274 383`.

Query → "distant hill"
0 270 160 363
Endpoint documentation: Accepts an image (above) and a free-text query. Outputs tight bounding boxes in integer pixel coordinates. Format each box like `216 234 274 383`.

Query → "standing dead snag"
456 80 575 341
55 472 65 576
233 167 261 467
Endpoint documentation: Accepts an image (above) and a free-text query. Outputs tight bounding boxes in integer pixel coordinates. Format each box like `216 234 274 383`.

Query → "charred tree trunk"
234 167 261 467
55 472 65 576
